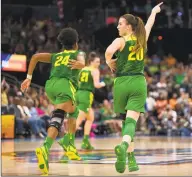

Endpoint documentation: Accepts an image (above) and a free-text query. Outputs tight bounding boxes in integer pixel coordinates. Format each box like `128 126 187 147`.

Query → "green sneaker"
114 144 127 173
58 134 70 152
35 146 49 175
81 140 94 150
66 142 81 160
128 152 139 172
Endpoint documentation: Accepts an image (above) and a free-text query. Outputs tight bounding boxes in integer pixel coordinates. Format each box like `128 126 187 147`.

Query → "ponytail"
134 17 146 53
121 14 147 53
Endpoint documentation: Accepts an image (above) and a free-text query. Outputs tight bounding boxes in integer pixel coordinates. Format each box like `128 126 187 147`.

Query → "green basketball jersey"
50 49 85 88
78 67 95 92
116 36 145 76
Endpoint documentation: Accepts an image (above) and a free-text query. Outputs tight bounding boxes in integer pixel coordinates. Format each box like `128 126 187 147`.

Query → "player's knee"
49 109 66 131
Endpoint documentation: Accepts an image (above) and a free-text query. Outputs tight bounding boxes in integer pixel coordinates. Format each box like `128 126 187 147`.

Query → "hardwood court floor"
2 136 192 176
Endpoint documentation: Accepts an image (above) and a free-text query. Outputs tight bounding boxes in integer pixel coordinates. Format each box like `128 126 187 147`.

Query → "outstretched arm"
21 53 51 92
27 53 51 76
145 2 163 41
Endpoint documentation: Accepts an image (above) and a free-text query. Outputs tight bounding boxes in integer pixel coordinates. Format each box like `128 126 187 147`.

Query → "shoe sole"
129 166 139 172
66 151 81 160
114 145 126 173
35 148 48 175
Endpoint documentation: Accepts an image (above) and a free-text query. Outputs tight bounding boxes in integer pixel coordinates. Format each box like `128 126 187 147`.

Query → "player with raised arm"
105 3 163 173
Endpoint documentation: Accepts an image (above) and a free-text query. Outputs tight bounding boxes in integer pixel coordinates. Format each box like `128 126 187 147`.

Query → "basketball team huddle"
21 2 163 175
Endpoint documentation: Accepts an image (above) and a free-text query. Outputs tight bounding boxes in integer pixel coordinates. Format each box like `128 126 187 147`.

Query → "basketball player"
21 27 86 175
105 2 163 173
59 52 105 151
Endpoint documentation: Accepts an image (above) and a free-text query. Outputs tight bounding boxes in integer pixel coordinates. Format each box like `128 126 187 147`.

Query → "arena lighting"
158 35 163 40
1 54 27 72
178 12 182 16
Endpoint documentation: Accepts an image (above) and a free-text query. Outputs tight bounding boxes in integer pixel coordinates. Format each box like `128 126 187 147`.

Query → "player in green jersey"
105 3 163 173
76 52 105 149
21 27 86 175
59 52 105 151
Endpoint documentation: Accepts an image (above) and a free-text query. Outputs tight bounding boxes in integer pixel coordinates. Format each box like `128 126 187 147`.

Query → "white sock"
122 135 131 145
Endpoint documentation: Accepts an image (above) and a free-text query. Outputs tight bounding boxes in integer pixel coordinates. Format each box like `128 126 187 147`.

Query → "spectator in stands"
155 93 168 115
1 78 9 107
26 99 47 137
9 97 26 138
169 93 178 110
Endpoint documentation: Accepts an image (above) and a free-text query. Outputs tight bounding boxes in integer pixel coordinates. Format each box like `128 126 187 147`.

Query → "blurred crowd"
1 16 91 59
1 0 192 139
1 81 54 139
104 0 188 28
2 54 192 138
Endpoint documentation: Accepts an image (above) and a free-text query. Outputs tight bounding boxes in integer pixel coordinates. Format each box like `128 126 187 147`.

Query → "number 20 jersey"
116 36 146 76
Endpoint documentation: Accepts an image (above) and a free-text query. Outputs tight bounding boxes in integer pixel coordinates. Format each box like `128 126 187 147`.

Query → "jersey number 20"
80 72 89 82
128 46 144 61
54 55 70 67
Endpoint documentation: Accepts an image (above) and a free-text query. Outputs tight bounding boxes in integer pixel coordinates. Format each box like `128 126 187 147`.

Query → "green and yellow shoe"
81 140 94 150
128 152 139 172
66 143 81 161
114 144 127 173
58 139 68 153
35 146 49 175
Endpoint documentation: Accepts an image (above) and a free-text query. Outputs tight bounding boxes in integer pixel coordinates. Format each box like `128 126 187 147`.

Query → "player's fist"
100 81 106 87
21 78 31 92
152 2 163 14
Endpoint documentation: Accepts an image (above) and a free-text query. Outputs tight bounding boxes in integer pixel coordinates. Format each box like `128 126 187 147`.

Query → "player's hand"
152 2 163 14
68 59 85 69
106 59 117 72
100 81 106 87
20 78 31 92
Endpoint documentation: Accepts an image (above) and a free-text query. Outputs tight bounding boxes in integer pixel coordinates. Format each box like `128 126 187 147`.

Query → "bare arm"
21 53 51 92
69 51 86 69
27 53 51 76
145 2 163 41
91 69 105 88
105 38 122 63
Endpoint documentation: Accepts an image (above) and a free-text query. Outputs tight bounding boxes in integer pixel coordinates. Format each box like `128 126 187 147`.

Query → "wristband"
27 74 32 80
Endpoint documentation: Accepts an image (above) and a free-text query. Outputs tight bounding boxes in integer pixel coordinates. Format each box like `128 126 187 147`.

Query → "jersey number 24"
54 55 70 67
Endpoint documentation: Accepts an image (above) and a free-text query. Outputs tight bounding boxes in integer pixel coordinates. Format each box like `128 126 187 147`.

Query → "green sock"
122 117 137 140
61 133 70 146
83 135 89 141
121 141 128 151
69 133 75 145
44 137 54 151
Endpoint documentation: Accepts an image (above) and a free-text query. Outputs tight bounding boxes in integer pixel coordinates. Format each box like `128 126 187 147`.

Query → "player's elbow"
105 47 114 56
32 54 40 61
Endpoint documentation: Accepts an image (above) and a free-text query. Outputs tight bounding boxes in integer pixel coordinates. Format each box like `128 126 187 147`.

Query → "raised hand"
152 2 163 14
